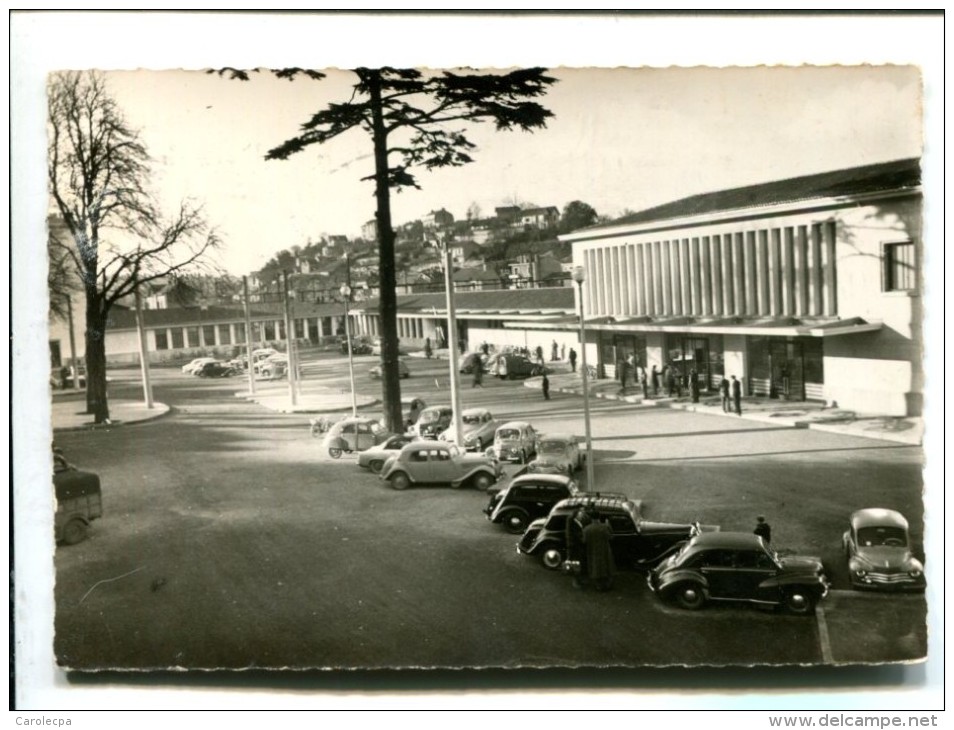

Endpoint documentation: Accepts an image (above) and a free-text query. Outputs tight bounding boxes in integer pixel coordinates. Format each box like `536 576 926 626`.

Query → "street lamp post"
572 266 596 490
341 284 358 417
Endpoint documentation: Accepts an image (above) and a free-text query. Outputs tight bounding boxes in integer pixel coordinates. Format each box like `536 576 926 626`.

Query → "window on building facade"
295 319 305 338
235 326 246 343
883 241 916 292
203 324 217 346
186 326 200 347
218 324 231 345
155 331 169 350
264 321 276 340
171 328 184 349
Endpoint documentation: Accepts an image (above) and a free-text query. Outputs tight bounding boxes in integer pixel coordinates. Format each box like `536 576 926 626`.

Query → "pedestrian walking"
719 377 730 412
582 515 616 592
472 365 483 388
754 515 772 544
424 338 432 359
569 348 578 373
541 371 551 400
617 357 628 390
666 367 676 397
651 365 660 395
551 340 559 361
535 345 544 365
641 368 649 398
731 375 742 415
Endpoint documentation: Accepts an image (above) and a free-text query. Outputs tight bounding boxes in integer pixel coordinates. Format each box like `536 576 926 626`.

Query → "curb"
52 403 173 432
533 381 922 446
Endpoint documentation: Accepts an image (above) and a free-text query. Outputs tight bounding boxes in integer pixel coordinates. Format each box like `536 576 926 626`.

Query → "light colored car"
182 357 217 375
487 420 539 464
369 359 410 380
256 353 288 379
527 433 583 475
320 417 390 459
439 407 498 452
379 441 503 491
357 433 415 473
843 508 926 591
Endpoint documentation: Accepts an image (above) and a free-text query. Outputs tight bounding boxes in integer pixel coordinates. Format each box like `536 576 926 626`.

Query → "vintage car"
527 433 582 475
649 532 830 615
379 441 503 491
843 508 926 591
181 357 217 375
195 361 237 378
357 433 416 473
411 405 454 440
369 359 410 380
402 397 428 429
254 352 288 379
493 353 545 380
518 495 718 571
439 408 498 452
487 420 538 464
340 337 373 356
53 451 103 545
484 473 588 534
320 417 391 458
459 352 488 375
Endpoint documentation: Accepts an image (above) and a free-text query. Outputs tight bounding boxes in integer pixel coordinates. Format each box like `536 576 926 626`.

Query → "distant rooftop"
585 157 921 232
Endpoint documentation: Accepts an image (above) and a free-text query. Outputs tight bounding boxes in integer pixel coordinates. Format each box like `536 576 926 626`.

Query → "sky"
99 64 923 277
10 11 945 714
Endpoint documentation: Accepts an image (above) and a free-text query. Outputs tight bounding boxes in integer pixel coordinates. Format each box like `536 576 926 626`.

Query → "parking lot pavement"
817 590 927 664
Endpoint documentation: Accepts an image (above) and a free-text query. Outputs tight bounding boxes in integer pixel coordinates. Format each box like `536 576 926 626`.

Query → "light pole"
341 284 358 417
572 266 596 490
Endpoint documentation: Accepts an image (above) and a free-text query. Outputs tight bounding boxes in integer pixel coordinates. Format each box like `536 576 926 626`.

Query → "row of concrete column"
585 221 838 320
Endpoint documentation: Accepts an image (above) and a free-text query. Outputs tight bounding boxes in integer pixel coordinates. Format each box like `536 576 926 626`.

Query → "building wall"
571 193 922 415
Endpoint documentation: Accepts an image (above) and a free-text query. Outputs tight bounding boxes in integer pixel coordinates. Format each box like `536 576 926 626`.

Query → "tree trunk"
368 71 403 433
84 291 111 423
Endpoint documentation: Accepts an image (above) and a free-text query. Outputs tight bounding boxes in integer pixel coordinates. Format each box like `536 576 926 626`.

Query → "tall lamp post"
572 266 596 490
341 284 358 417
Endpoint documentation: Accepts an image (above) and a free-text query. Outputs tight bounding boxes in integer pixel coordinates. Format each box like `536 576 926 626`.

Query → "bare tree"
48 71 219 422
218 66 555 431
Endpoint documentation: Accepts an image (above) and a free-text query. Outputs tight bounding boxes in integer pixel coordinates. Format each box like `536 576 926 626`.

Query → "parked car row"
181 357 239 378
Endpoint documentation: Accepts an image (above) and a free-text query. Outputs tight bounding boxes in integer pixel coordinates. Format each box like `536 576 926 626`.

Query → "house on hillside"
422 208 455 229
518 206 560 230
507 252 567 288
560 157 924 416
453 266 505 292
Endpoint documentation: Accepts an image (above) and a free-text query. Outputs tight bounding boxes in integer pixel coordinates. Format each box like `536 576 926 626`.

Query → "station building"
560 158 924 416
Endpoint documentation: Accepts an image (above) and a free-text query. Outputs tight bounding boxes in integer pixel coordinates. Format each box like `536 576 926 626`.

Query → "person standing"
569 348 578 373
719 377 730 412
560 343 566 361
541 371 551 400
617 356 628 390
666 367 676 397
535 344 544 365
582 515 616 592
424 337 432 360
640 368 649 399
565 507 591 589
551 340 559 361
472 364 483 388
651 365 660 395
731 375 742 415
754 515 772 544
690 369 700 403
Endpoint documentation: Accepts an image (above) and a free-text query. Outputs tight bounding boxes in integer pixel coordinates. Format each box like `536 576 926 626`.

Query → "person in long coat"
651 365 660 395
719 377 730 412
568 348 578 373
690 369 700 403
731 375 743 415
582 516 616 591
565 507 591 588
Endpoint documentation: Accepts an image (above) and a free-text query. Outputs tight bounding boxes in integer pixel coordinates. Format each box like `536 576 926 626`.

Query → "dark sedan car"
54 452 103 545
196 361 237 377
485 474 583 534
517 495 717 571
649 532 829 615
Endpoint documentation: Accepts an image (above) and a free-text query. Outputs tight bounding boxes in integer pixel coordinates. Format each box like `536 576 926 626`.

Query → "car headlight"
854 569 867 577
909 568 922 577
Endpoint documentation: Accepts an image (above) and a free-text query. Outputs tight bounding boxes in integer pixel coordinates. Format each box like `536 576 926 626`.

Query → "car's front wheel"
674 582 706 610
369 459 384 474
61 518 88 546
502 510 529 535
540 546 565 570
328 447 343 459
390 472 410 491
782 589 816 615
472 472 494 492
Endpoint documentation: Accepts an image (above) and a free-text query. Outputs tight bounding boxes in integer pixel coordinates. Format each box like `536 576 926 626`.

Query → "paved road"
51 356 927 670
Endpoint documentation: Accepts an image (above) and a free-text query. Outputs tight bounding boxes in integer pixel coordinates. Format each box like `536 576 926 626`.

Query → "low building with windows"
559 158 923 416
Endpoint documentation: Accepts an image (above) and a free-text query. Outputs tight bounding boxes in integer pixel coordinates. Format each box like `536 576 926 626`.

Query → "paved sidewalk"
51 392 171 432
526 371 924 446
235 381 378 414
